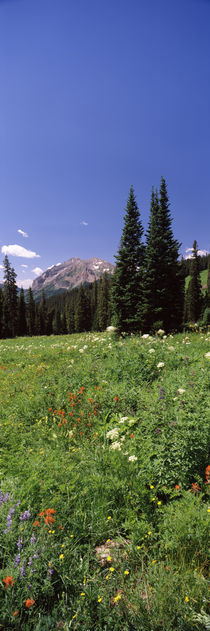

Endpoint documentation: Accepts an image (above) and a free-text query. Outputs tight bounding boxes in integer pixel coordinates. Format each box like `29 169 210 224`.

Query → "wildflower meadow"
0 329 209 630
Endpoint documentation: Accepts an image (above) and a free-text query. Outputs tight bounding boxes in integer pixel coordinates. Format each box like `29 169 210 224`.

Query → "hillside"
185 268 208 294
32 257 115 299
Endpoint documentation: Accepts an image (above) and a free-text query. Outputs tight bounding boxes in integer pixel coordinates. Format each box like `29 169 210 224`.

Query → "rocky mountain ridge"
32 257 115 299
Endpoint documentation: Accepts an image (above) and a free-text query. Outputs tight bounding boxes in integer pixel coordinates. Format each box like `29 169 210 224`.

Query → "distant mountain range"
31 257 115 299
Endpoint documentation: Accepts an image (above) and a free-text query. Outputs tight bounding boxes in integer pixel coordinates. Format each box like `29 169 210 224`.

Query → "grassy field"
185 269 208 293
0 330 209 630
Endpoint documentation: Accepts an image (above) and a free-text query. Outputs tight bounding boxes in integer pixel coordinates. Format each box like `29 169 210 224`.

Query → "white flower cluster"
106 428 119 441
110 441 121 450
128 455 137 462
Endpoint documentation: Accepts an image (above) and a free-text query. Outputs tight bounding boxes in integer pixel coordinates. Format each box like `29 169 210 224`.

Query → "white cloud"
80 221 88 226
184 248 209 259
16 278 34 289
2 244 40 258
21 264 28 268
32 267 43 276
18 229 28 238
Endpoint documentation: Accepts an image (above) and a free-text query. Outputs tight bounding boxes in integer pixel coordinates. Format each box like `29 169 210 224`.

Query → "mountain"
32 257 115 299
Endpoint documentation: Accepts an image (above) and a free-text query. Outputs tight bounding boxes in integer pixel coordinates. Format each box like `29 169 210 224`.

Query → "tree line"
0 177 209 338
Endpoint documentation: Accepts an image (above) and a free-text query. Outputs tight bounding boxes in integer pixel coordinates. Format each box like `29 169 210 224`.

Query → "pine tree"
0 288 3 338
187 240 203 322
98 272 110 331
143 188 161 330
74 284 90 332
27 288 36 336
3 255 18 337
39 289 47 335
144 179 184 332
17 288 27 336
112 186 145 333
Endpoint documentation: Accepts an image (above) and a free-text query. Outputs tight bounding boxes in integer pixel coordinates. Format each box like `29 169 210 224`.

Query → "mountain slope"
32 257 115 299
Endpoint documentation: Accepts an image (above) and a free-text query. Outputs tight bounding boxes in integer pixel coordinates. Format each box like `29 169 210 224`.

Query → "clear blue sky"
0 0 209 288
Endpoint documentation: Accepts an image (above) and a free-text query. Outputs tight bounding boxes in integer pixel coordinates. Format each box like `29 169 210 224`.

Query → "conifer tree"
0 288 3 338
74 284 89 332
17 288 27 336
187 240 203 322
144 179 184 332
112 186 145 333
3 255 18 337
98 272 110 331
27 287 36 336
39 289 47 335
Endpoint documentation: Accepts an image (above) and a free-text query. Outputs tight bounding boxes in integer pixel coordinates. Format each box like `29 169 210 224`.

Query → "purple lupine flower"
20 563 25 578
20 510 31 521
30 533 36 544
33 551 39 559
28 557 33 566
3 492 9 503
17 538 23 550
159 388 165 401
0 491 4 503
10 506 15 514
48 567 54 576
15 553 21 567
28 584 32 589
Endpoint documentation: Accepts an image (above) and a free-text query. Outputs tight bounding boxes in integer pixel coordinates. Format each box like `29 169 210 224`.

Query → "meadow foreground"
0 330 209 630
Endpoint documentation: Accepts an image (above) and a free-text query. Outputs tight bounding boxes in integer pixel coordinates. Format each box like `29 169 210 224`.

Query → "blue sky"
0 0 209 288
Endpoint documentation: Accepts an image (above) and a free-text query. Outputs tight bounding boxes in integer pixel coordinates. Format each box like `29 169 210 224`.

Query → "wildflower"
177 388 185 395
3 575 15 588
110 441 121 450
20 563 26 578
97 595 102 602
110 567 115 572
174 484 180 490
128 455 137 462
107 556 112 561
59 554 64 560
20 510 31 521
157 501 162 506
204 352 210 359
151 497 156 501
185 596 189 603
13 611 18 616
80 592 85 596
106 428 119 441
33 520 40 527
150 485 154 489
17 538 23 550
129 433 134 438
124 570 129 575
205 465 210 484
157 362 164 369
25 598 35 608
30 533 36 544
14 553 21 567
114 593 122 602
191 482 201 494
157 329 165 336
107 516 112 520
137 546 141 550
152 560 157 564
114 396 119 401
149 348 155 353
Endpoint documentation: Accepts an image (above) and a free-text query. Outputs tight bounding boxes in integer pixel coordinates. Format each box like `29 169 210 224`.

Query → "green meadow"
0 330 209 630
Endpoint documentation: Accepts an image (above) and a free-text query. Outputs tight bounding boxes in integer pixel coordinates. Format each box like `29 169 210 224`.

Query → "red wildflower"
25 598 35 608
59 524 63 529
191 482 201 494
174 484 180 490
13 611 19 616
3 576 14 588
48 408 52 412
33 520 40 527
130 433 134 438
58 422 62 427
114 396 119 401
205 465 210 483
45 508 56 514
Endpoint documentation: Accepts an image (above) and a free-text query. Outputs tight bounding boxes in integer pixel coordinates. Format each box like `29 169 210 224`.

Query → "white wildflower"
79 349 84 353
119 416 129 423
157 362 164 368
142 334 150 339
128 455 137 462
110 441 121 450
204 352 210 359
168 346 175 351
106 326 116 332
177 388 185 395
157 329 165 336
106 428 119 441
149 348 155 353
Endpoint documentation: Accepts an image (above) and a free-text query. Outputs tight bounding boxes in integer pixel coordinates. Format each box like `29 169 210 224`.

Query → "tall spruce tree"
3 255 18 337
0 288 3 338
74 284 90 332
187 240 203 322
17 288 27 336
144 178 183 332
112 186 145 333
98 272 110 331
27 287 36 336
